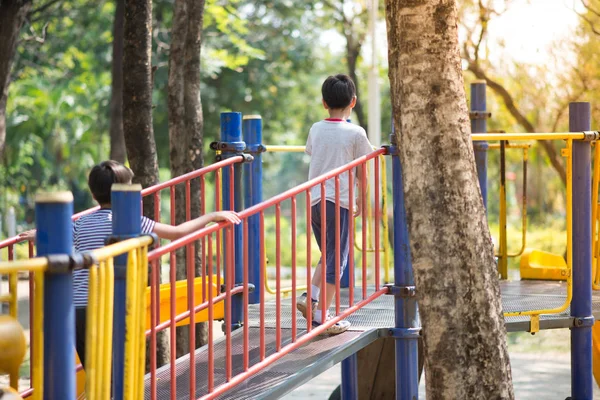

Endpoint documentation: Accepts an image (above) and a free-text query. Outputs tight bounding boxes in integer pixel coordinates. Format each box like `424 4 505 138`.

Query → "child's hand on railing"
354 197 362 218
17 230 36 242
209 211 241 225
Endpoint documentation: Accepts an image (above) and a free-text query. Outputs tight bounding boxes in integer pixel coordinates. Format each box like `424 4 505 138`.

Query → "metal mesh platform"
145 280 600 399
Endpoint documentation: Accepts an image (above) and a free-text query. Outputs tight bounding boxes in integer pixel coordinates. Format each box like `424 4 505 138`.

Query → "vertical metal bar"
320 183 327 324
150 258 158 400
216 169 222 294
36 191 75 400
201 176 207 303
361 165 367 300
335 176 341 315
168 185 177 399
391 135 420 400
207 233 215 393
291 196 297 342
374 158 380 290
225 226 233 381
306 190 313 332
341 353 359 400
185 180 196 400
570 102 593 399
276 204 282 351
243 115 263 304
111 184 143 400
348 169 354 308
471 81 488 210
153 192 161 322
28 241 34 392
243 221 249 371
259 211 266 359
499 140 508 279
221 111 244 330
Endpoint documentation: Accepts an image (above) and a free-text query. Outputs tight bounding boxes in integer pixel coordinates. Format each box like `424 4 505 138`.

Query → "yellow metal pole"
32 271 44 400
592 141 600 289
498 140 508 279
473 132 593 141
86 264 99 399
504 140 573 317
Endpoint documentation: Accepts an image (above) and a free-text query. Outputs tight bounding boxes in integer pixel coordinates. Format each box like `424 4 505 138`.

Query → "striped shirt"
73 209 155 307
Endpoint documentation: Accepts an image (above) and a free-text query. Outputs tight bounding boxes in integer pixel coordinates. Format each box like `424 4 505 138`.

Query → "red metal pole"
243 222 249 371
361 163 367 299
201 175 207 303
225 226 233 381
185 181 196 400
275 204 282 351
150 259 158 400
153 192 161 324
306 190 312 332
169 186 177 398
259 211 266 360
216 170 222 295
348 171 354 308
207 233 214 393
291 196 297 342
374 158 381 291
335 176 341 315
320 183 326 324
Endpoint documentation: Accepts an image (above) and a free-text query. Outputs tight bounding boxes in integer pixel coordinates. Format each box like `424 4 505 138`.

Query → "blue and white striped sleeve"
141 216 156 234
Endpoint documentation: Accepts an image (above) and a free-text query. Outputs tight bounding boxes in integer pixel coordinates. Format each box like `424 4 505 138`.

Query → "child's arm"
152 211 241 241
355 165 365 218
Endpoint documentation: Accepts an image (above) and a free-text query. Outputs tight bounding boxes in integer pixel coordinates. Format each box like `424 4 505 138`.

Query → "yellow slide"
144 276 225 329
519 248 568 281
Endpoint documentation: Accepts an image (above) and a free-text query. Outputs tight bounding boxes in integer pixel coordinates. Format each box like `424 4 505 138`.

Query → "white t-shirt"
306 119 374 210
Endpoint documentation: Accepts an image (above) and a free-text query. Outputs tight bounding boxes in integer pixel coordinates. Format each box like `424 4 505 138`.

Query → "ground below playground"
285 329 600 399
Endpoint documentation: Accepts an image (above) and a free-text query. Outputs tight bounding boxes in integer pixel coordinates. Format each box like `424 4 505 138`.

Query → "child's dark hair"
88 160 134 204
321 74 356 110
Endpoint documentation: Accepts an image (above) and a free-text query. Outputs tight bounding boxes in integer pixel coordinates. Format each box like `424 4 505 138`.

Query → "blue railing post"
221 112 245 328
37 192 76 400
390 133 420 400
243 115 263 304
470 81 489 210
111 183 143 400
569 102 594 400
341 352 359 399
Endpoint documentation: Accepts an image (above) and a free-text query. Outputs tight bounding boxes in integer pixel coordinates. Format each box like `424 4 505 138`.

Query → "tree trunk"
109 0 127 163
168 0 207 358
385 1 514 399
123 0 170 369
346 35 367 131
0 0 31 157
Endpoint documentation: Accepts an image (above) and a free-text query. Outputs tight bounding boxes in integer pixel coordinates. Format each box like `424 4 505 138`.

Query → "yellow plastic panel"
145 276 224 329
520 248 568 281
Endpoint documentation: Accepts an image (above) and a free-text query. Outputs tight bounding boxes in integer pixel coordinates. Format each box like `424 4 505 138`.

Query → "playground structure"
0 82 599 399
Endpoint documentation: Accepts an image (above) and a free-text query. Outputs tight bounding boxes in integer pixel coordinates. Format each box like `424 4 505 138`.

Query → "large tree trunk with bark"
123 0 170 369
385 0 514 398
0 0 31 157
168 0 207 357
110 0 127 163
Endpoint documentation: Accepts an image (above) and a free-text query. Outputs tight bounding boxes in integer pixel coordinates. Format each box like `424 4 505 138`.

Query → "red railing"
144 148 389 399
1 156 243 397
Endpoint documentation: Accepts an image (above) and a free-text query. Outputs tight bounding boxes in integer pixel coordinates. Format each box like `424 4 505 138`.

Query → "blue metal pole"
569 102 594 400
37 192 76 400
470 81 489 210
221 112 244 329
390 133 420 400
243 115 263 304
111 183 142 400
341 352 359 399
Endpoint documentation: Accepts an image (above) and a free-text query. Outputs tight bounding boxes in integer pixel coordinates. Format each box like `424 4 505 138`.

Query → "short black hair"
321 74 356 110
88 160 134 204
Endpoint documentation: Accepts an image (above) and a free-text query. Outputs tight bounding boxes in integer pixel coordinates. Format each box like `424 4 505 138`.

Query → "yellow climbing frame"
0 235 152 400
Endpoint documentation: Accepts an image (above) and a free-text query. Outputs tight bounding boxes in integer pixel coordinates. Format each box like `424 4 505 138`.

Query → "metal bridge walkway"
144 280 600 399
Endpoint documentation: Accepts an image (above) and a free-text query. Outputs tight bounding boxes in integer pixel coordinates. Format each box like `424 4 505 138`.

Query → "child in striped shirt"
21 160 240 366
